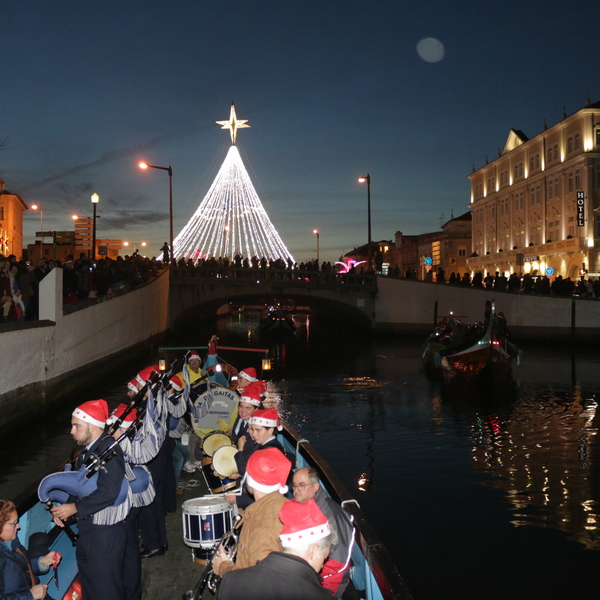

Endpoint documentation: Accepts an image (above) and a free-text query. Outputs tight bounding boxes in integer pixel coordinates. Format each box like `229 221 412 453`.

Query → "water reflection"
466 388 600 548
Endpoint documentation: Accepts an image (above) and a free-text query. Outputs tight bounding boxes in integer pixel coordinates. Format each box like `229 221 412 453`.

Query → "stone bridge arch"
168 267 376 332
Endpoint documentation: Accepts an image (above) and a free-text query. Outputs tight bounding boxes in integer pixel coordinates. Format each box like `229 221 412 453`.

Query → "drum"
202 431 233 457
200 457 238 494
182 496 233 564
212 445 238 478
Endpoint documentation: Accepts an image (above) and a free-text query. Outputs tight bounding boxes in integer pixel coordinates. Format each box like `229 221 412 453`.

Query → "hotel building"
466 100 600 279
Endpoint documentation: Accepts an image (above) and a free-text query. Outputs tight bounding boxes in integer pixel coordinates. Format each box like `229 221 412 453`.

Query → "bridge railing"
170 265 377 290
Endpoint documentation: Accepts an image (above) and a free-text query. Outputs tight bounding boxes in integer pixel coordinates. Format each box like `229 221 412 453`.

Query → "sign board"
424 257 433 266
577 191 585 227
98 245 108 256
545 267 555 276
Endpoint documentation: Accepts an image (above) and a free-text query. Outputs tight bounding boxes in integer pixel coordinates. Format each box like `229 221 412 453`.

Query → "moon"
416 38 445 63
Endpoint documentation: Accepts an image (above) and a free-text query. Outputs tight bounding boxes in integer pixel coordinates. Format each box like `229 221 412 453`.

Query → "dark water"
2 313 599 599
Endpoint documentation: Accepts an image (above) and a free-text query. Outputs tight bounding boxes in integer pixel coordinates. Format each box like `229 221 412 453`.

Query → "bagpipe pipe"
38 357 193 530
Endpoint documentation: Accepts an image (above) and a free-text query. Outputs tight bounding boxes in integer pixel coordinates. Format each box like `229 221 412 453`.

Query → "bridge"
169 266 378 330
170 266 600 341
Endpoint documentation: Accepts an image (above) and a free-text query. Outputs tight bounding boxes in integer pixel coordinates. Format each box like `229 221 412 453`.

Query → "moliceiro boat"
422 301 523 381
10 341 411 600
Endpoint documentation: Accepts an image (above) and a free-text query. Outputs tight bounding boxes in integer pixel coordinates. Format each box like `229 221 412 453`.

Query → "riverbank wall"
375 276 600 341
0 268 170 433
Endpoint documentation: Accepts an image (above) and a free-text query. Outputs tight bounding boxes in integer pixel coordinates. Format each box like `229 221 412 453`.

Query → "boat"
422 301 522 381
256 307 296 338
11 342 411 600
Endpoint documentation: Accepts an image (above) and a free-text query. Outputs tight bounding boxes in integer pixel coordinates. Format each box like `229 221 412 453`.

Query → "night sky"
2 1 600 263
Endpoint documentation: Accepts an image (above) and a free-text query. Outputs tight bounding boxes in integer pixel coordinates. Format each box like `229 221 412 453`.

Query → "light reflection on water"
2 312 599 599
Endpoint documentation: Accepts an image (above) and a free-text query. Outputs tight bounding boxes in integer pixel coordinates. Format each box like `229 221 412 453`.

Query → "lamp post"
31 204 43 260
313 229 320 265
91 193 99 260
358 174 371 272
123 241 147 256
139 161 173 265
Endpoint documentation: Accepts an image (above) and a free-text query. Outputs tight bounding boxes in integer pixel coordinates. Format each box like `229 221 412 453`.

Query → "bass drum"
212 445 238 478
202 431 232 457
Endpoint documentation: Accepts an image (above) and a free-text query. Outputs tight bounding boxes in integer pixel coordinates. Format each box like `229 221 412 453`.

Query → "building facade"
0 178 27 258
386 212 472 279
467 101 600 278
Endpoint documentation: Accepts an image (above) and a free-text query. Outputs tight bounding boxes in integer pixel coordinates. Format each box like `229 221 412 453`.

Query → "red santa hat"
279 499 330 547
170 374 184 392
249 380 267 395
187 351 202 363
240 384 262 407
127 379 139 393
72 399 109 429
136 365 160 386
246 447 291 495
107 404 137 429
248 407 281 431
238 367 257 382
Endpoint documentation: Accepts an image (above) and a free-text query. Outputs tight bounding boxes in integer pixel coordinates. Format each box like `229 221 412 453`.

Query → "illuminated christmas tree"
172 104 294 263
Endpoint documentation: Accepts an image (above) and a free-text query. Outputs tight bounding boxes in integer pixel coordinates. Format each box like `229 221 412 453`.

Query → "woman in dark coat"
0 499 59 600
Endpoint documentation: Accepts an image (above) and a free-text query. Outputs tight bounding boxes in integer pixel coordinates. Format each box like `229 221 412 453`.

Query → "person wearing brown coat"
212 448 291 576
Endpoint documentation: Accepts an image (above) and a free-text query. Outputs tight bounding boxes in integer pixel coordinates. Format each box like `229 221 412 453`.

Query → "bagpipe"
38 358 188 530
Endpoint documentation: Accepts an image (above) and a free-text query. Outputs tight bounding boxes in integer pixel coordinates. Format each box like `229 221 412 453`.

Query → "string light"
172 105 294 264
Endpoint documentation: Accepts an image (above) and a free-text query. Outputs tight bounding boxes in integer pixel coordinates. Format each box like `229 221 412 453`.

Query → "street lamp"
358 174 371 272
139 161 173 265
91 193 99 261
123 241 147 255
313 229 320 265
31 204 43 259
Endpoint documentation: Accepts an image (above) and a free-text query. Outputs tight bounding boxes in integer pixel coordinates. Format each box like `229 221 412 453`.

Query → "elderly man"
292 467 354 598
215 499 333 600
51 399 128 600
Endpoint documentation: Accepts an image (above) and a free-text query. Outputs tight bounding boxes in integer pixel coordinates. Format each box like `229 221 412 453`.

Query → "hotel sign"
577 191 585 227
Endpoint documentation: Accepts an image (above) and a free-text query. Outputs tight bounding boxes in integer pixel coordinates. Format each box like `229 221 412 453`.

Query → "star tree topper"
216 103 250 144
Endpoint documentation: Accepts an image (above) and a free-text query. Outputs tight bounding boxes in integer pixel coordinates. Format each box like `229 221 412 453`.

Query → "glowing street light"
91 193 99 261
31 204 43 257
139 161 173 265
313 229 320 265
358 174 372 272
123 241 147 255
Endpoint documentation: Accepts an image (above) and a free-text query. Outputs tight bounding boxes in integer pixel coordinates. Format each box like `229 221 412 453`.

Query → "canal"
1 311 599 600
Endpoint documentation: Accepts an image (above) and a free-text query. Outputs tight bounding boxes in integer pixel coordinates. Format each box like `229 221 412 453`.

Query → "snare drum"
212 445 238 478
182 496 233 564
201 457 238 494
202 431 233 457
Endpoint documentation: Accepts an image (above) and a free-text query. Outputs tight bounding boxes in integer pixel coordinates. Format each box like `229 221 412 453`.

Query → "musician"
51 399 128 600
134 365 171 559
215 499 333 600
177 350 204 385
292 467 354 598
225 407 287 509
212 448 291 577
108 405 144 600
237 367 258 391
229 382 263 446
